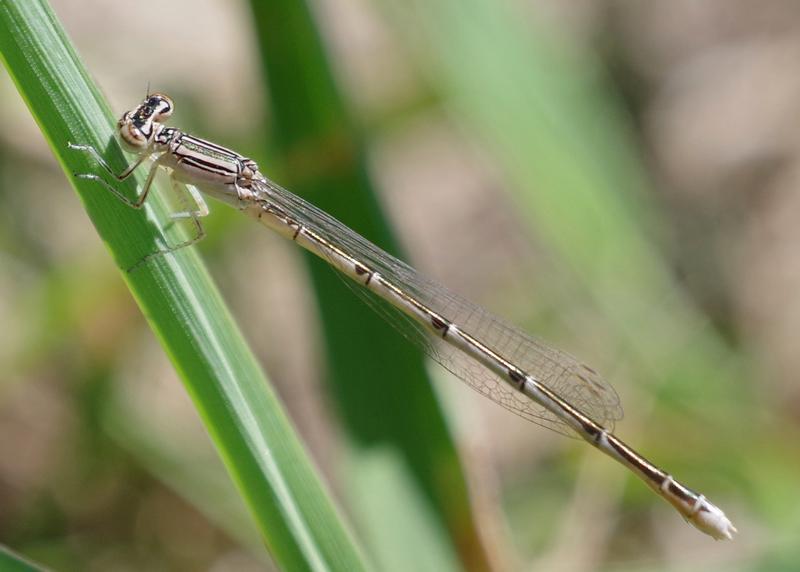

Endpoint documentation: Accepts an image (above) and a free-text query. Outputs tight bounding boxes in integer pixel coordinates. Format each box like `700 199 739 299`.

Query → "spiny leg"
68 143 159 209
68 143 208 271
125 176 209 272
68 143 148 181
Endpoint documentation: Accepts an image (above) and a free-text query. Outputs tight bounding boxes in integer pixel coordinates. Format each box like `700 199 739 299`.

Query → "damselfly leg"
68 142 208 269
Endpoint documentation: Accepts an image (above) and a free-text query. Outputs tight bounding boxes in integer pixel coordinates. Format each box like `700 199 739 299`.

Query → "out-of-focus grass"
247 1 491 570
0 1 368 570
391 0 743 400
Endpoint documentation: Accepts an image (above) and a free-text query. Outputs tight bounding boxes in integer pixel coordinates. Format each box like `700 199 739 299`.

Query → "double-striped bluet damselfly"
68 93 737 540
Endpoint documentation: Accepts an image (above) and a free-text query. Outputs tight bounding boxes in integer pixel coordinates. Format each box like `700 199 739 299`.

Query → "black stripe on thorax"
180 155 238 177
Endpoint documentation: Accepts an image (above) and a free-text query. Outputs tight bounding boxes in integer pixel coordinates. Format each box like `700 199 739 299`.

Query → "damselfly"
68 93 736 540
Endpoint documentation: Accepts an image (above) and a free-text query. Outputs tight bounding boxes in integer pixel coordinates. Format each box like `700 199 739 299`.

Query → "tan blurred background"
2 0 799 570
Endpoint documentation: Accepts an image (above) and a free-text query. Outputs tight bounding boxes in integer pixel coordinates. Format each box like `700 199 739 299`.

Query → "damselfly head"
117 93 174 152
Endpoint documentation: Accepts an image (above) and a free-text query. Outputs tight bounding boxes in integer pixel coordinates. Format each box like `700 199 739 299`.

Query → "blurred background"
1 0 797 570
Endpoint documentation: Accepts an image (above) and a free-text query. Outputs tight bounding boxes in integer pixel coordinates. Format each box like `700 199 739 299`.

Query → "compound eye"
150 94 173 120
117 112 131 129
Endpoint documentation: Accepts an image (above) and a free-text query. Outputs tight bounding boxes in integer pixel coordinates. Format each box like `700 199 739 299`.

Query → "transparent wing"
255 178 623 436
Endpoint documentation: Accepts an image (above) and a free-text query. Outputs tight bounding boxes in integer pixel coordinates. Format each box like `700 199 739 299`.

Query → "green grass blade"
0 546 49 572
0 1 369 570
